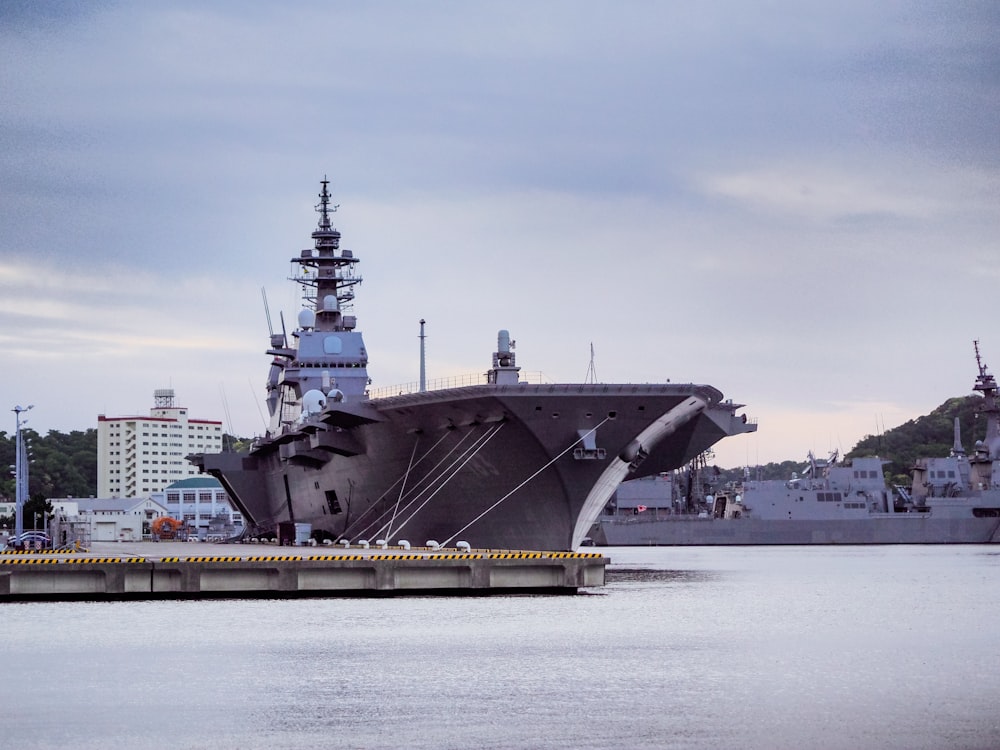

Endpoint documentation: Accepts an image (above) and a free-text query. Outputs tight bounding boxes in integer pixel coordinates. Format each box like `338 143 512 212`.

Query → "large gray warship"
192 180 756 550
593 343 1000 546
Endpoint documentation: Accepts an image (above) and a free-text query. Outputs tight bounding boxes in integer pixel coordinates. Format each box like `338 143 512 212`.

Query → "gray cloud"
1 1 998 465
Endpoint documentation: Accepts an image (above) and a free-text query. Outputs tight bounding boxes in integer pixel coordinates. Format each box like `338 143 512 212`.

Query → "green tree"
0 430 13 501
0 428 98 501
29 429 98 498
846 395 984 483
20 495 54 533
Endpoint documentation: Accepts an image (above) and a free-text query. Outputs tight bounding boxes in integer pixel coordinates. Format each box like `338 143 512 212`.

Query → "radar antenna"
316 176 339 228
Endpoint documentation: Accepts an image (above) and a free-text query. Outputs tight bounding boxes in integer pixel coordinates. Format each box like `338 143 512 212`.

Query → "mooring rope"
384 438 421 542
367 422 503 542
342 427 480 542
440 416 611 548
339 428 462 541
383 422 506 542
361 425 499 542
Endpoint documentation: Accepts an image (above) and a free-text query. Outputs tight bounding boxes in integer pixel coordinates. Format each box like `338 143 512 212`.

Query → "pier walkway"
0 541 607 600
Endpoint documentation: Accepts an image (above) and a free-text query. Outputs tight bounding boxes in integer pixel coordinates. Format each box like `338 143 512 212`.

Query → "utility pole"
419 319 427 393
12 404 34 548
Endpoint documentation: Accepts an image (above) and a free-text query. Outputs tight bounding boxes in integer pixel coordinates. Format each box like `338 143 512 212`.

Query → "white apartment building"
97 388 224 498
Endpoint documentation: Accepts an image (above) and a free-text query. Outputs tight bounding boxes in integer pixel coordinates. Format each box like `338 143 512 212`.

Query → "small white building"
153 477 244 541
50 496 169 546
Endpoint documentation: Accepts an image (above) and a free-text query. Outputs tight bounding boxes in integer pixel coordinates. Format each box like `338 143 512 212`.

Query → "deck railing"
368 370 552 399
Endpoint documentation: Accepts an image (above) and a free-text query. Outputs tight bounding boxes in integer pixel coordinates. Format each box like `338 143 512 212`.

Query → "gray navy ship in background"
192 180 756 550
593 342 1000 546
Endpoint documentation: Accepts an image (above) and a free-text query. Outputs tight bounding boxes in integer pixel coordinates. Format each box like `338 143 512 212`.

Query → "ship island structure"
192 180 756 551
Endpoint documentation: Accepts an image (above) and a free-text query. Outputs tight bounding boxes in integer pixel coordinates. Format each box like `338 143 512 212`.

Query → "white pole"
418 319 427 393
12 404 33 547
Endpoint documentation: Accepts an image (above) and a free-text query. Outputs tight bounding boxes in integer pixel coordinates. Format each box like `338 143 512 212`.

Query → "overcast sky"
2 1 998 467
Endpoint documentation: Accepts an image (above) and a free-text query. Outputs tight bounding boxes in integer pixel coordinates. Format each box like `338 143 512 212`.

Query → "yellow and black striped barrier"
1 548 73 555
0 551 604 564
0 558 60 565
0 557 148 565
488 552 543 559
428 553 480 560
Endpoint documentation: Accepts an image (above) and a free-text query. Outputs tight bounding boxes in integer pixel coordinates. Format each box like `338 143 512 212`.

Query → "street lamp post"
12 404 34 548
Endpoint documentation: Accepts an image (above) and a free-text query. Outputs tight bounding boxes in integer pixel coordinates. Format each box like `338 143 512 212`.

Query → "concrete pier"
0 542 607 600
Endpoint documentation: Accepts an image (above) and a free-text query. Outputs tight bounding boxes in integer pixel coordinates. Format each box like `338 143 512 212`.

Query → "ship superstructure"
193 180 756 550
264 183 368 431
908 341 1000 507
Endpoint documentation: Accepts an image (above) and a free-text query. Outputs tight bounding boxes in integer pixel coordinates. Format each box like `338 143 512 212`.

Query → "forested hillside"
0 428 98 501
713 394 986 486
845 395 985 483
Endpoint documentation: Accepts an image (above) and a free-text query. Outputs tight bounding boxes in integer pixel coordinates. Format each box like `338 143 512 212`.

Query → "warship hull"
591 425 1000 547
201 383 752 551
592 515 1000 546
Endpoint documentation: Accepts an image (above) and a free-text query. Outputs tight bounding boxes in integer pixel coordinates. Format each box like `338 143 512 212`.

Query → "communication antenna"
250 378 267 433
261 287 274 337
584 343 598 384
219 383 234 436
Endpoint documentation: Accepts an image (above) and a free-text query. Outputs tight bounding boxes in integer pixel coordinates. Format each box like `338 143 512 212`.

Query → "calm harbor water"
2 545 998 750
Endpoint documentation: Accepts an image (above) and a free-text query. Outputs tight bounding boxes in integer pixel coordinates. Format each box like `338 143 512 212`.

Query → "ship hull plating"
201 384 748 550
